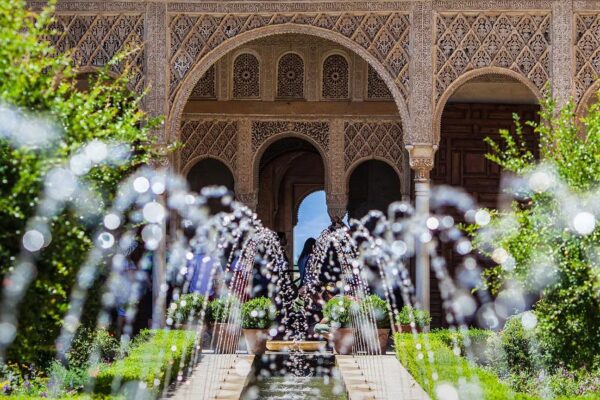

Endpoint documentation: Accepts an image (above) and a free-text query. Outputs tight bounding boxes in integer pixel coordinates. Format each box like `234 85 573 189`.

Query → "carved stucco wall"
179 119 238 174
47 13 145 93
168 12 410 102
35 1 600 166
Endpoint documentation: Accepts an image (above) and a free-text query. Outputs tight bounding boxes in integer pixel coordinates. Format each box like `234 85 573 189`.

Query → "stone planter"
243 328 269 354
397 324 424 333
332 327 355 355
377 328 390 353
212 322 240 354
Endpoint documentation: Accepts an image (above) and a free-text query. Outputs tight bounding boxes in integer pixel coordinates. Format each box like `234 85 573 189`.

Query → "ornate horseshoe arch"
251 127 331 194
433 67 543 144
168 21 411 143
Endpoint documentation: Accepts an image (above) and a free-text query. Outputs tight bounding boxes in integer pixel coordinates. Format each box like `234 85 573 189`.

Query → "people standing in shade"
297 237 316 288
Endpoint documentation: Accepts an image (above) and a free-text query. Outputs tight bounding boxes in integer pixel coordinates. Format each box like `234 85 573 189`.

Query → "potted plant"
167 293 208 329
359 295 391 353
324 295 357 355
396 305 431 333
241 297 278 354
209 296 241 354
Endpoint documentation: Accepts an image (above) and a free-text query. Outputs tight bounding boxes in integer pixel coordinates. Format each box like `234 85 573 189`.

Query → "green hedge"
395 332 533 400
94 329 197 396
395 332 600 400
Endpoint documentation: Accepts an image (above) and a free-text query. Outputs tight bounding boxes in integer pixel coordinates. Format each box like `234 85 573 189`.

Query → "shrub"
94 329 196 396
469 94 600 370
323 296 357 328
0 0 161 368
47 361 88 396
359 295 390 329
167 293 208 326
209 296 240 323
396 305 431 328
394 332 533 400
66 327 120 369
241 297 277 329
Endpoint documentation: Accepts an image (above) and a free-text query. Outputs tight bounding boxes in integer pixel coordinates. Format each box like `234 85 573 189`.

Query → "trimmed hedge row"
395 332 533 400
395 332 600 400
94 329 197 396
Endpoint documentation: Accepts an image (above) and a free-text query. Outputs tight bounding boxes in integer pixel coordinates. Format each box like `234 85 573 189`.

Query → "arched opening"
257 137 325 260
431 73 541 327
347 160 401 220
434 74 540 208
186 158 235 194
293 190 329 282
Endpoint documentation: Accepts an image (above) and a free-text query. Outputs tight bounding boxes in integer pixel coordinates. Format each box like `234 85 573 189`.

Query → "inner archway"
186 157 235 194
257 137 325 260
347 160 401 220
431 72 541 327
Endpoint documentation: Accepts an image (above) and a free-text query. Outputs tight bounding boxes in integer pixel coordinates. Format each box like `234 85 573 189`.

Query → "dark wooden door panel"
429 103 540 327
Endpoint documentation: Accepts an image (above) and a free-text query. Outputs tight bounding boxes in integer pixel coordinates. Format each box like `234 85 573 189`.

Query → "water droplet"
23 230 45 252
474 209 491 226
133 177 150 193
573 211 595 235
103 213 121 230
143 202 165 223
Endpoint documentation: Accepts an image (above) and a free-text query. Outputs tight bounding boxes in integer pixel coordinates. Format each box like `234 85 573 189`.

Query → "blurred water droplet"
573 211 595 235
103 213 121 230
133 177 150 193
23 230 45 252
143 202 165 223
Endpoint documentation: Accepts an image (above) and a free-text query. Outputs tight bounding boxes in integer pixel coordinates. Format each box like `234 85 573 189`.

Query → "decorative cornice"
29 1 147 12
433 0 554 10
166 2 415 14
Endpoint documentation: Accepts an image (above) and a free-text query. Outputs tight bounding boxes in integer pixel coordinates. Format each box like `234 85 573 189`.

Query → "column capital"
236 192 258 212
326 193 347 222
406 144 437 180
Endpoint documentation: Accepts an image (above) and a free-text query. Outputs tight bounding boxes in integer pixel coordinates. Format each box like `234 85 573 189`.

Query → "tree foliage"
471 95 600 370
0 0 162 367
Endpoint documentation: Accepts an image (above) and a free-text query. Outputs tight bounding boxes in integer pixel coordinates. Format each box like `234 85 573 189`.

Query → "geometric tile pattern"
169 13 410 101
575 13 600 104
344 121 403 170
435 12 551 102
48 14 145 93
180 120 238 171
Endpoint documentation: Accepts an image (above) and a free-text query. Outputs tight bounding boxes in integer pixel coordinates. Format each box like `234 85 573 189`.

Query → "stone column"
326 119 347 221
145 2 169 328
235 119 258 211
406 144 435 315
551 1 574 108
407 1 435 314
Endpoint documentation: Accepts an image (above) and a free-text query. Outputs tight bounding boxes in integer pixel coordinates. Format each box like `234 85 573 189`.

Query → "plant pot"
212 322 240 354
243 329 269 354
377 328 390 353
397 324 424 333
332 327 354 355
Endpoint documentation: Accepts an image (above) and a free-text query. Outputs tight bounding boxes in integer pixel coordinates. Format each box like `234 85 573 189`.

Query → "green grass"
93 329 197 396
395 332 534 400
395 332 600 400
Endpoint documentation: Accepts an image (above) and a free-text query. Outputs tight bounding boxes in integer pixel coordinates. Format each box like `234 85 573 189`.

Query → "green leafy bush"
94 329 196 396
359 295 390 329
167 293 208 325
0 0 162 369
396 305 431 328
47 361 88 396
469 95 600 370
323 296 357 328
209 296 240 323
65 327 120 369
241 297 277 329
394 332 533 400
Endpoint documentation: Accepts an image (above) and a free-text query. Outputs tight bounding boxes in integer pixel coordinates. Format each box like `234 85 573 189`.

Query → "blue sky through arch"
293 191 330 264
